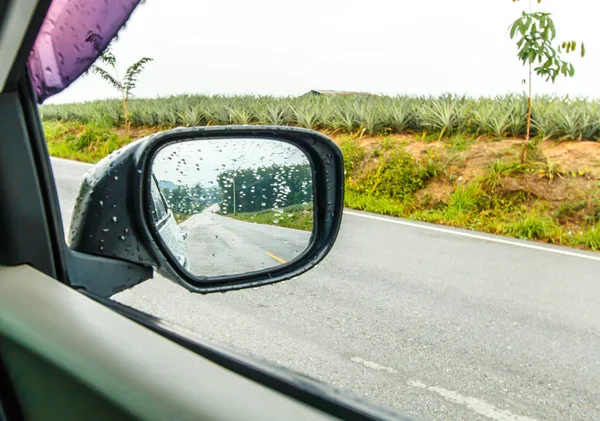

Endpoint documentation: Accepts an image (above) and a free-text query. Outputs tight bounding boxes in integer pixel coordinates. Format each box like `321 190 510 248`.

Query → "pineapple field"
41 94 600 140
41 94 600 251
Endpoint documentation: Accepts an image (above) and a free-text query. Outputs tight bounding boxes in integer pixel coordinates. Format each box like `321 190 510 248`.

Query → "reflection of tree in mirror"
216 163 312 217
160 181 221 222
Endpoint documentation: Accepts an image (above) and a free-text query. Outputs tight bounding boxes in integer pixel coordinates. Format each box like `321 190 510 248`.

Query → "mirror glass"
150 138 314 277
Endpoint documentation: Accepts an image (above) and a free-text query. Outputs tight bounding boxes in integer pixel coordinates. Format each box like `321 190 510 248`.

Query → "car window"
40 1 600 421
150 175 168 224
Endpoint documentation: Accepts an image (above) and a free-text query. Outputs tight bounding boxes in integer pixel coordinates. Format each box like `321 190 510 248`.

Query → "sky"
47 0 600 104
152 138 310 186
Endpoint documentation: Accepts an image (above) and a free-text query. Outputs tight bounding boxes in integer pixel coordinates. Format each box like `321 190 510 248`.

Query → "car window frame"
0 2 411 420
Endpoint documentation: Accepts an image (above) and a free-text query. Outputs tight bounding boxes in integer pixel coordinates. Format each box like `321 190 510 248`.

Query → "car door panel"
0 265 337 421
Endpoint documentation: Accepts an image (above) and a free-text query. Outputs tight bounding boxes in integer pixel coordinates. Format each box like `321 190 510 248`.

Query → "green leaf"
123 57 153 98
542 26 549 40
548 19 556 40
91 65 122 92
510 21 520 38
97 47 116 67
581 42 586 58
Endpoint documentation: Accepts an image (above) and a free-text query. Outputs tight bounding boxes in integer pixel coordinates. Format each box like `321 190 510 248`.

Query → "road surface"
52 157 600 421
179 207 310 276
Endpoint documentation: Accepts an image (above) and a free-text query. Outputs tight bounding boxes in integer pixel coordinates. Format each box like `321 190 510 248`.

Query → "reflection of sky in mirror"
152 138 310 186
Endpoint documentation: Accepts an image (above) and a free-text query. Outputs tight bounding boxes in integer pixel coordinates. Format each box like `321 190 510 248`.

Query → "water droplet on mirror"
112 216 118 223
211 253 215 257
102 228 109 232
114 176 119 180
99 200 103 206
119 236 126 241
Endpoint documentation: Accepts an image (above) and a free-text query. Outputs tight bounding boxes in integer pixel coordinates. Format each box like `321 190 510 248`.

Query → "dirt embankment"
337 134 600 207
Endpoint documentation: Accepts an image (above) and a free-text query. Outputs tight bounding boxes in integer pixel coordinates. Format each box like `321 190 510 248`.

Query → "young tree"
509 0 584 162
91 47 153 135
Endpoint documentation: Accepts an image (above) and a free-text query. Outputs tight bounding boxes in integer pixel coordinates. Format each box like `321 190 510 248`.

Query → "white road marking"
351 357 539 420
408 380 540 421
344 210 600 262
351 357 397 374
50 157 93 167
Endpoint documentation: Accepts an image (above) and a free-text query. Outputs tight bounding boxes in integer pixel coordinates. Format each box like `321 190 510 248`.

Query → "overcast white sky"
47 0 599 103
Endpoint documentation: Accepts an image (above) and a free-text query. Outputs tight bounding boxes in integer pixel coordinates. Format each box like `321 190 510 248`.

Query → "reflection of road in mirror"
179 205 312 277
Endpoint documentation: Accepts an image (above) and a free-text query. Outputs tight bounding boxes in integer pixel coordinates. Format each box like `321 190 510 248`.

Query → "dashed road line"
408 380 539 421
350 357 540 421
265 252 286 264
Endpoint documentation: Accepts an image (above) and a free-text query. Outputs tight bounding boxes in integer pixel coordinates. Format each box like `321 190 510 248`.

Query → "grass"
341 137 600 250
44 120 132 163
226 203 313 231
577 224 600 250
173 213 192 224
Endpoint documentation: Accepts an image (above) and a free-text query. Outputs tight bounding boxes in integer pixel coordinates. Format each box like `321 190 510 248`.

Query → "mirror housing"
68 126 344 294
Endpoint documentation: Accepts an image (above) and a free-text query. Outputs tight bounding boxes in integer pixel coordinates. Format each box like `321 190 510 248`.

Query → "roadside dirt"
331 133 600 207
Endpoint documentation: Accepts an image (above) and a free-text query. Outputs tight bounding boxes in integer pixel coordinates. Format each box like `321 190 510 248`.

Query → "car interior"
0 1 411 420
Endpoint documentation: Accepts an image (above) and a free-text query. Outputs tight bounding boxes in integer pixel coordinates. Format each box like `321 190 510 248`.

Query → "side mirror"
68 126 344 295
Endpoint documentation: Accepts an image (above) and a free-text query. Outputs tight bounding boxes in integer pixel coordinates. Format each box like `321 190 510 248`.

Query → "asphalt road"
52 157 600 421
179 206 311 276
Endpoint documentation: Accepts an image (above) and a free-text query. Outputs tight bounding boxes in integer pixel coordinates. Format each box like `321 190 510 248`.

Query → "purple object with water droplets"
27 0 140 103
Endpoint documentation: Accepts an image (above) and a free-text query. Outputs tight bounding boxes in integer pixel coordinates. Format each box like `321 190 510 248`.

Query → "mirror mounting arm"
66 250 152 297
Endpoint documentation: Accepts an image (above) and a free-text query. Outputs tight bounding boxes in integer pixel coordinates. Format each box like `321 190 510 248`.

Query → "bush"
354 149 432 200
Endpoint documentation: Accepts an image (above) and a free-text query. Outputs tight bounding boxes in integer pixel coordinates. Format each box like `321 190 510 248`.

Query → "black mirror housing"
68 126 344 294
